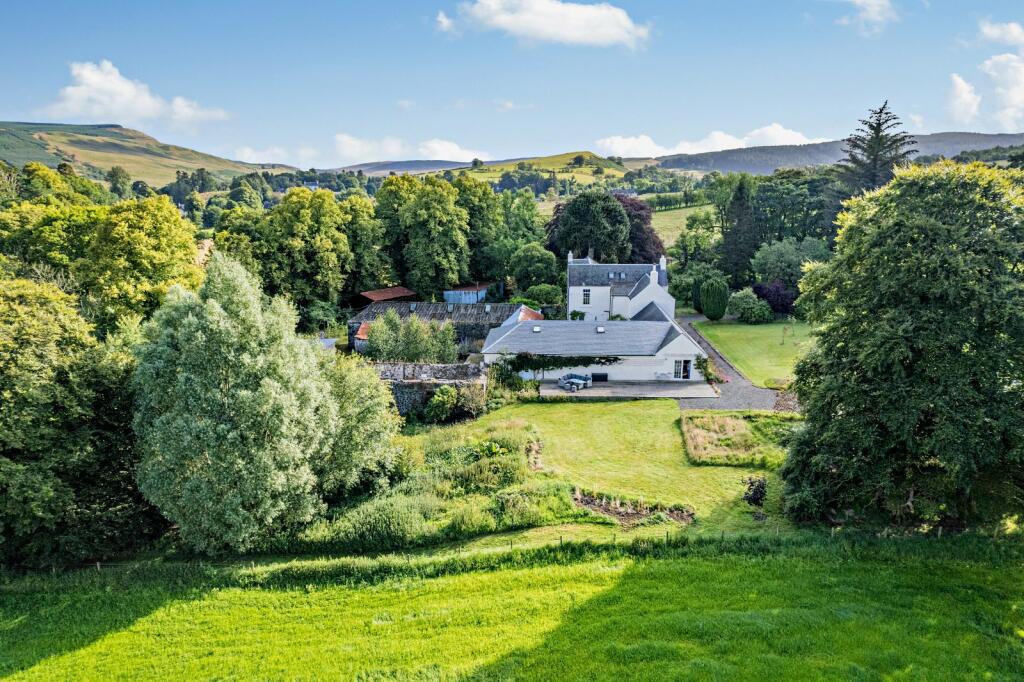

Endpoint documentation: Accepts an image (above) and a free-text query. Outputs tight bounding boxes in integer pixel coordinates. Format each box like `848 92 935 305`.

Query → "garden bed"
682 410 803 469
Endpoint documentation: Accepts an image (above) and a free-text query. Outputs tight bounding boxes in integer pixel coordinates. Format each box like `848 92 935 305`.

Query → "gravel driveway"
677 314 780 411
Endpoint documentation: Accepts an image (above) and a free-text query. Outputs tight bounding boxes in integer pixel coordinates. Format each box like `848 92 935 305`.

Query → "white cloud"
169 96 228 124
462 0 650 49
45 60 227 126
908 113 925 130
418 138 490 161
436 10 455 32
595 123 826 158
978 18 1024 50
334 134 408 164
947 73 981 124
234 145 289 163
836 0 898 37
234 145 320 167
396 99 415 110
494 98 531 112
979 53 1024 131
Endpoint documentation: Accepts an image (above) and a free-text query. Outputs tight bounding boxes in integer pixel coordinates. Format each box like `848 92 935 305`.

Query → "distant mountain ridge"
654 132 1024 175
5 122 1024 185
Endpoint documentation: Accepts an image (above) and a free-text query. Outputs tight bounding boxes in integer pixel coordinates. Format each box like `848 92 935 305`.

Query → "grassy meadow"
3 537 1022 680
463 151 627 186
3 400 1023 679
682 409 803 469
650 203 714 245
695 320 813 388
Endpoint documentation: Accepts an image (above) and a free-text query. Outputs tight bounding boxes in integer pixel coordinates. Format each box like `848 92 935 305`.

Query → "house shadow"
462 544 1022 680
0 563 208 676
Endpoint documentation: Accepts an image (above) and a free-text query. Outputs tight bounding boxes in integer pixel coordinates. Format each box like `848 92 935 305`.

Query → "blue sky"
2 0 1023 167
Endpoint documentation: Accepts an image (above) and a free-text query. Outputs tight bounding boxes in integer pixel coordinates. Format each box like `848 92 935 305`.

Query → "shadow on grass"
465 547 1024 680
0 563 210 677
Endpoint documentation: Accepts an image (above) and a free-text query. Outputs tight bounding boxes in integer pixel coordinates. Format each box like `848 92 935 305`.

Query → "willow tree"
133 254 335 554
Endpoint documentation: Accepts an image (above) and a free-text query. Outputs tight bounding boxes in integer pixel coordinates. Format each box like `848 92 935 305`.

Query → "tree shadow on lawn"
0 563 211 677
465 548 1024 680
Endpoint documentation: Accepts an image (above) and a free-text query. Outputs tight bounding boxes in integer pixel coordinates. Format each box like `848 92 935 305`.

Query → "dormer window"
607 272 614 280
582 288 591 305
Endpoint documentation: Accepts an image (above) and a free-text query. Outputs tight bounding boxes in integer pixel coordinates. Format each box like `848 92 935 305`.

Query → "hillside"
655 131 1024 175
0 122 294 186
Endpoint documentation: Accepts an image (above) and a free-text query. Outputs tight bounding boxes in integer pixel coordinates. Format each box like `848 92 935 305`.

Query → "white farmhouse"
482 253 706 383
565 252 674 321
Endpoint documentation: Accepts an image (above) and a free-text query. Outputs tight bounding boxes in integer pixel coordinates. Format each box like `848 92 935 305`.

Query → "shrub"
524 283 563 305
742 477 768 508
700 279 728 321
457 383 488 418
695 355 723 384
493 490 543 529
454 454 527 493
728 288 774 324
445 497 497 537
424 385 459 423
753 279 798 314
331 493 440 553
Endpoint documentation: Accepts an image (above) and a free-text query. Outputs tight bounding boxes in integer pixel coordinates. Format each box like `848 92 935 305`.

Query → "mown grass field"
3 537 1022 680
650 203 714 245
695 320 813 388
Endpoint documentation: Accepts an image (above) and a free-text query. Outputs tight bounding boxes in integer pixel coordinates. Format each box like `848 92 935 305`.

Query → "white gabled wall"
567 285 611 321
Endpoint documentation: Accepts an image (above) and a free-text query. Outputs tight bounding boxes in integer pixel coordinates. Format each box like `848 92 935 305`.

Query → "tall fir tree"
717 174 762 288
839 101 917 193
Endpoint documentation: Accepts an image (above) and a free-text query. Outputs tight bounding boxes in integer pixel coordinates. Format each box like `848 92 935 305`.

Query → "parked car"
558 373 592 392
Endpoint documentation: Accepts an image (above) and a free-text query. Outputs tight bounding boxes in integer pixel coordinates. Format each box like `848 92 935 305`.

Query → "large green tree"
374 174 420 280
510 242 558 291
782 162 1024 524
74 196 203 331
339 194 394 296
453 175 502 280
133 254 335 554
718 174 764 287
546 190 630 262
258 188 353 329
750 237 830 289
400 176 470 298
839 101 917 193
106 166 132 199
0 281 161 567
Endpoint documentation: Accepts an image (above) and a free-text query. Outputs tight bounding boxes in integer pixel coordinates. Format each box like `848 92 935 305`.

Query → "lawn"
3 541 1022 680
650 204 714 245
464 401 787 535
694 319 813 388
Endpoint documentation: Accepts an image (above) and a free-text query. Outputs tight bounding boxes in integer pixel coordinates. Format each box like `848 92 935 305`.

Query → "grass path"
694 320 812 388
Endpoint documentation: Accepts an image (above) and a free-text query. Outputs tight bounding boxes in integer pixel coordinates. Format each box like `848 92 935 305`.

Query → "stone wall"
372 362 486 415
372 362 484 382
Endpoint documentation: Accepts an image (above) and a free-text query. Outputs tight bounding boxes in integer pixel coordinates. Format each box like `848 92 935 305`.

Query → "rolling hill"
0 122 294 186
654 132 1024 174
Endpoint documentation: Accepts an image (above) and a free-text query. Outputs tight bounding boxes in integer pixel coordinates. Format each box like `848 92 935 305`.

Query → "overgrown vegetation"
682 410 803 469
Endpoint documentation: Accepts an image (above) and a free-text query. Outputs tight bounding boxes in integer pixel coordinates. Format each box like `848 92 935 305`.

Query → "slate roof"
350 301 532 326
482 321 682 357
629 301 672 322
568 262 669 291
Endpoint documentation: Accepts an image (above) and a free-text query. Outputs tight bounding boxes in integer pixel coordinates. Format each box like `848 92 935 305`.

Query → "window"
673 360 683 379
582 288 591 305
